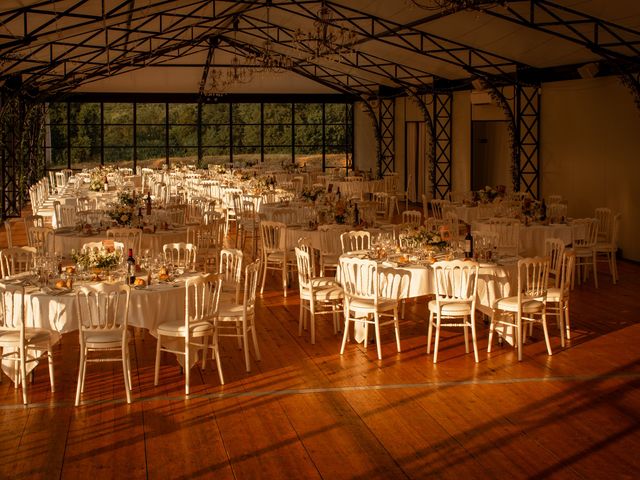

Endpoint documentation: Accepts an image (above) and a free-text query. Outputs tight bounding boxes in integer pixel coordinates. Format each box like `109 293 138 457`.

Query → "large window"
45 99 353 171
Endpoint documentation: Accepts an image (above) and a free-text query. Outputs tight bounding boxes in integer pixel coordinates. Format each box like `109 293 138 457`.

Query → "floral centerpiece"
474 185 506 204
87 165 116 192
333 199 355 224
522 198 542 221
72 248 121 271
106 191 141 226
401 226 448 249
300 185 325 202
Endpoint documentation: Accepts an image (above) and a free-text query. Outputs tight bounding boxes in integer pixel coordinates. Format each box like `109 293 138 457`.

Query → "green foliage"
46 101 352 168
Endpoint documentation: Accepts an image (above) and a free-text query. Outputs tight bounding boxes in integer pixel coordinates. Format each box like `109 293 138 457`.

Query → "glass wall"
45 100 353 172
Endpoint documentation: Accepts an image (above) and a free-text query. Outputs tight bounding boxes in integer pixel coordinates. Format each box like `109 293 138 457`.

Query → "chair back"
339 256 378 302
107 227 142 255
547 194 562 204
163 242 198 271
260 221 286 254
517 257 550 304
0 247 37 278
430 199 449 219
372 192 389 219
27 226 55 255
547 203 567 222
75 283 130 333
558 250 575 299
295 247 313 296
340 230 371 253
594 208 612 242
487 219 520 256
219 248 243 288
4 220 14 248
184 273 222 330
432 259 479 306
402 210 422 228
571 218 598 248
55 203 78 229
0 282 25 331
544 237 565 285
319 224 348 257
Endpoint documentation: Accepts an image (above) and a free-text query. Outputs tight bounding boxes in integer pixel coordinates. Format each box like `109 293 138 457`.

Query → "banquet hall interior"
0 1 639 478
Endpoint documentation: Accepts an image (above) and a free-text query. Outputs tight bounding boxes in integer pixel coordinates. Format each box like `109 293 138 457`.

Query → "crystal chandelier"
292 1 357 62
205 46 253 95
246 3 294 74
406 0 503 10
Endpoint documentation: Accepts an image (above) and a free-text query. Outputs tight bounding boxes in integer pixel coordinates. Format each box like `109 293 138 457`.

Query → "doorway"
471 121 511 191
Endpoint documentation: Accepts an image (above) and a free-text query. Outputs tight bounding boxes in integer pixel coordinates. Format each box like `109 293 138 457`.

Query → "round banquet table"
0 274 194 379
338 252 517 343
54 226 189 257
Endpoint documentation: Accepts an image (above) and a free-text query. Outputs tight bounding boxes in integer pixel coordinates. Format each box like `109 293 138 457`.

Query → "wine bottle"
126 248 136 285
354 202 360 225
146 191 152 216
464 226 474 259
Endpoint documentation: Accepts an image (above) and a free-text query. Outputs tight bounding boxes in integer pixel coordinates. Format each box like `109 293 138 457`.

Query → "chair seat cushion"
157 319 213 336
0 328 51 345
428 300 473 316
84 330 124 344
347 297 397 312
546 287 562 302
312 286 344 302
494 296 543 313
218 303 244 319
311 277 339 288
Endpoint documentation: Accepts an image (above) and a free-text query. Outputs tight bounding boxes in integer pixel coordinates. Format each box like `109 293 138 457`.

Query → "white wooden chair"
339 256 406 359
596 212 621 284
0 282 56 405
547 203 567 222
155 273 224 394
427 260 480 363
0 246 37 278
295 247 343 345
571 218 599 288
546 250 575 346
215 260 261 372
75 283 131 405
260 221 290 297
544 237 565 287
488 257 552 361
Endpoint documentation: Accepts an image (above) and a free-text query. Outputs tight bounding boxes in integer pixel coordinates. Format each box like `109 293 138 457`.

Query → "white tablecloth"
54 227 188 257
473 222 572 257
339 253 516 343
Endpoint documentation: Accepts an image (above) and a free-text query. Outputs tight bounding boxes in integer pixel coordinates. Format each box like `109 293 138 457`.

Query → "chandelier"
292 1 357 62
244 3 295 74
205 45 253 95
406 0 503 10
250 38 293 74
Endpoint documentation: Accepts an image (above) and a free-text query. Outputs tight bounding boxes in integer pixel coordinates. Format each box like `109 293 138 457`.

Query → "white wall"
541 76 640 261
452 90 471 194
353 102 377 174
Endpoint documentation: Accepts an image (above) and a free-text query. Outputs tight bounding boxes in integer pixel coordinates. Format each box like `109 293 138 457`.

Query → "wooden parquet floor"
1 215 639 479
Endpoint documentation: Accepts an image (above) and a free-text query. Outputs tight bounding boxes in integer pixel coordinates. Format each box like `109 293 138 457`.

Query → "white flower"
432 235 441 243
